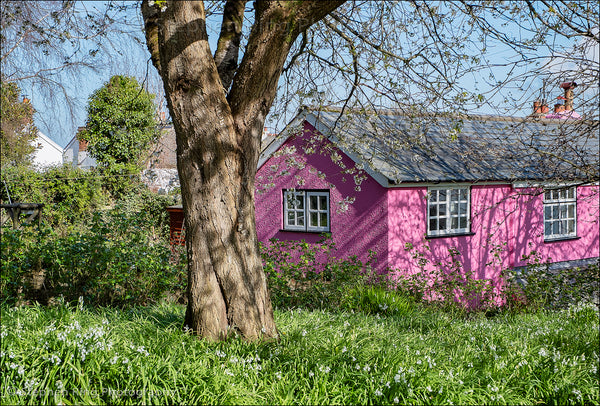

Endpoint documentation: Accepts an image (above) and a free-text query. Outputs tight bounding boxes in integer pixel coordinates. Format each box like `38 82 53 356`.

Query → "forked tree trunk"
141 0 343 340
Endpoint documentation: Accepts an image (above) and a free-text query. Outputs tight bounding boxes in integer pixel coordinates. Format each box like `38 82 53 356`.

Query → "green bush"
1 164 108 229
503 251 599 310
1 210 186 308
261 237 379 311
397 243 499 312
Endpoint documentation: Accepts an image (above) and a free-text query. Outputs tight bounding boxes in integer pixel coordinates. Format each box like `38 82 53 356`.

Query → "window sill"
426 232 475 240
280 229 331 235
543 236 580 243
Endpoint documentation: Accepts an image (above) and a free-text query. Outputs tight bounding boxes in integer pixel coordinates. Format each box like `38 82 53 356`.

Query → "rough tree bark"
141 0 343 340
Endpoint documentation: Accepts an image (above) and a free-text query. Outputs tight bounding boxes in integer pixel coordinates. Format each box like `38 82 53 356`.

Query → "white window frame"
427 186 471 237
283 190 330 232
543 186 577 240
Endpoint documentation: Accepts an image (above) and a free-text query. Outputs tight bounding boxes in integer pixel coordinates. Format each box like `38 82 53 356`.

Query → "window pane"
544 206 552 220
310 195 317 209
310 212 318 227
567 188 574 199
560 205 567 218
459 203 467 215
552 190 559 200
567 220 575 233
459 189 467 200
429 205 437 217
439 218 447 230
568 204 575 218
439 190 447 201
320 212 328 227
430 191 437 202
459 217 467 229
552 206 559 218
439 204 446 216
430 219 438 231
297 214 304 226
297 197 304 209
544 191 551 200
319 196 327 209
451 217 458 229
451 189 458 201
544 222 551 235
287 212 295 224
552 221 559 235
450 202 458 215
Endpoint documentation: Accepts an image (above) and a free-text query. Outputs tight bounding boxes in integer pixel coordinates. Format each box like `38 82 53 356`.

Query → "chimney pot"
560 81 578 89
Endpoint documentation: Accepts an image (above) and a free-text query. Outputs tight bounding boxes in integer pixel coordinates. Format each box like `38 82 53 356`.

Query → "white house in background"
31 131 64 169
63 129 97 169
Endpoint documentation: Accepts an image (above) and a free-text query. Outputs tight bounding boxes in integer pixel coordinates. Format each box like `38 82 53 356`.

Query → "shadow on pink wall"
255 122 389 272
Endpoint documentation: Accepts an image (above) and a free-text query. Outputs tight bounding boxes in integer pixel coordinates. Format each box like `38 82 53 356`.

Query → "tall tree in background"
80 75 158 169
0 81 37 169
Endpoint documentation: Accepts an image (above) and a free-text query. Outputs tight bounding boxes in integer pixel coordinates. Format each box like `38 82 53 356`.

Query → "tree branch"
227 1 345 142
214 0 246 92
140 0 162 76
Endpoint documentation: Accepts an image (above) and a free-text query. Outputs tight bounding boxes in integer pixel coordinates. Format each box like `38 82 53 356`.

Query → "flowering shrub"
260 236 377 310
393 243 500 312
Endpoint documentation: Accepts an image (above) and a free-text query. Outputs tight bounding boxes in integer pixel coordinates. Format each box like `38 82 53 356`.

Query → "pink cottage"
255 107 599 285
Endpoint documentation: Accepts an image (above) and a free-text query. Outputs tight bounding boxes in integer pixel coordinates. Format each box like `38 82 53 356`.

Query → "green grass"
1 300 598 405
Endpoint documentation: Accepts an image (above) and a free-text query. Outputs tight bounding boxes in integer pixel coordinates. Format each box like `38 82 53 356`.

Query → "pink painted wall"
255 120 599 283
513 186 599 266
255 122 389 272
387 185 513 284
387 184 599 282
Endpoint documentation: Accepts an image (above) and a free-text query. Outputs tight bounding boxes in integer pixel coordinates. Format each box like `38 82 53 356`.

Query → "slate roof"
261 107 599 185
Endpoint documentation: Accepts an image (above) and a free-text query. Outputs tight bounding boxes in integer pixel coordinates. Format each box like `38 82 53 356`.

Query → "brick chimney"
531 100 550 117
560 82 577 111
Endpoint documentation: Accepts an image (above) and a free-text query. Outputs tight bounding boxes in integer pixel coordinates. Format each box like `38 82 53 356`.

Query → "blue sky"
19 2 598 148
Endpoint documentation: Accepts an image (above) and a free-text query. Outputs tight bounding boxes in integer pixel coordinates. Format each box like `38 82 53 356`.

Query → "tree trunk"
141 0 343 340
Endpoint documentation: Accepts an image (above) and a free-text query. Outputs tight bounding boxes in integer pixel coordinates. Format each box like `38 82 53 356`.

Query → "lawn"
1 300 598 405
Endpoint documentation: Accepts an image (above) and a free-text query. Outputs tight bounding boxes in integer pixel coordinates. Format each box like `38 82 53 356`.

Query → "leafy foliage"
1 165 108 228
80 75 158 169
0 209 185 308
503 251 599 311
260 237 374 311
0 81 37 169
